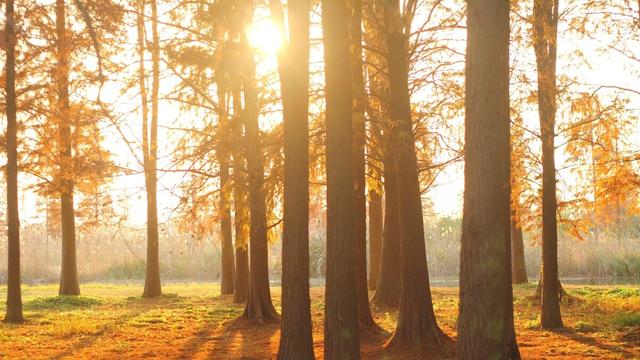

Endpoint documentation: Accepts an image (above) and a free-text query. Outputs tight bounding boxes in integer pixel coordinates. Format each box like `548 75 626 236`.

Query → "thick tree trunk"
219 90 235 296
142 0 162 298
457 0 520 358
56 0 80 297
271 0 315 358
233 247 249 304
383 2 448 349
241 51 279 324
349 0 377 331
322 0 361 358
511 218 529 284
4 0 24 324
367 2 401 309
533 0 563 330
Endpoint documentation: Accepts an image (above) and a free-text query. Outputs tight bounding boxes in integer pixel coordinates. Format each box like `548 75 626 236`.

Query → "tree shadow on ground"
560 329 637 358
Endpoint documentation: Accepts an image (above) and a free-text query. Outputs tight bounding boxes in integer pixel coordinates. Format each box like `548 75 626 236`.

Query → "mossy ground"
0 283 638 359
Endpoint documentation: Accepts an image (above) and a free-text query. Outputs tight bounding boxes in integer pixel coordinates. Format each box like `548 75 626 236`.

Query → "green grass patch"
612 313 640 328
24 296 105 311
604 288 640 298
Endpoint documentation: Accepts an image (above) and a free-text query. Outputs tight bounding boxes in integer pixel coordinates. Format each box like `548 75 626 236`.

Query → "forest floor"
0 283 638 359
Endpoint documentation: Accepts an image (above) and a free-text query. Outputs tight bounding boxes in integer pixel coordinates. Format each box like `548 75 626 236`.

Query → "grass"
0 283 637 359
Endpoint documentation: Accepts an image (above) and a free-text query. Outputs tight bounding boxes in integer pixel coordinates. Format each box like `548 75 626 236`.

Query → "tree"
533 0 563 329
348 0 378 331
511 115 529 285
383 0 448 349
56 0 80 296
270 0 315 357
457 0 521 357
218 87 235 296
4 0 24 324
367 1 401 308
240 5 279 321
322 0 361 358
138 0 162 298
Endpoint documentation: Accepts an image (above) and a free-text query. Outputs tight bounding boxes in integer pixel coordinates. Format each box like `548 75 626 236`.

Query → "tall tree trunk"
367 2 401 308
511 217 528 284
457 0 520 358
219 88 235 296
383 1 448 349
232 140 249 304
241 46 279 324
56 0 80 296
141 0 162 298
367 188 382 291
533 0 563 330
322 0 361 358
270 0 315 358
349 0 377 331
4 0 24 324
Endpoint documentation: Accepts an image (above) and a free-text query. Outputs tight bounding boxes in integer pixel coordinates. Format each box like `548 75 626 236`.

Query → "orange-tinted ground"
0 283 638 359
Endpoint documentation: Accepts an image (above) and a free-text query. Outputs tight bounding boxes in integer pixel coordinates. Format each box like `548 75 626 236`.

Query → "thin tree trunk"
457 0 520 357
367 189 382 291
141 0 161 298
270 0 315 358
241 46 279 324
533 0 563 330
232 129 250 304
322 0 361 357
56 0 80 297
383 1 448 349
4 0 24 323
349 0 378 331
219 89 235 296
511 217 528 284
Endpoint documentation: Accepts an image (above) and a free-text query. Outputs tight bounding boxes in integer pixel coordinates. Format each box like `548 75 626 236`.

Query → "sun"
248 18 284 54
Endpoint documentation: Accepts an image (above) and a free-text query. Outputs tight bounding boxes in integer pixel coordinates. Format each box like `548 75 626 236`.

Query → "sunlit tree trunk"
232 145 249 304
458 0 520 357
533 0 563 330
367 185 382 291
322 0 361 357
368 2 401 308
383 0 448 349
348 0 377 331
4 0 24 323
232 126 249 303
218 88 235 296
138 0 162 298
241 43 279 324
56 0 80 296
271 0 314 355
511 217 528 284
270 0 315 358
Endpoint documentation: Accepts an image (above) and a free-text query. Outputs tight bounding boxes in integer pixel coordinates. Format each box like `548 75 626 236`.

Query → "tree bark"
219 89 235 296
322 0 361 358
141 0 162 298
367 189 383 291
511 218 528 284
533 0 563 330
56 0 80 297
383 1 448 349
270 0 315 358
457 0 520 358
4 0 24 323
349 0 378 331
232 133 249 304
367 2 400 308
241 46 279 324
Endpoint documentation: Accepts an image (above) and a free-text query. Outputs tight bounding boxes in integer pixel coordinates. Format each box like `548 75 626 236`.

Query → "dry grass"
0 283 638 359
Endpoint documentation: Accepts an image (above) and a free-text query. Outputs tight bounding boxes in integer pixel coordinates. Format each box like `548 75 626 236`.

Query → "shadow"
203 316 279 359
560 329 637 358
